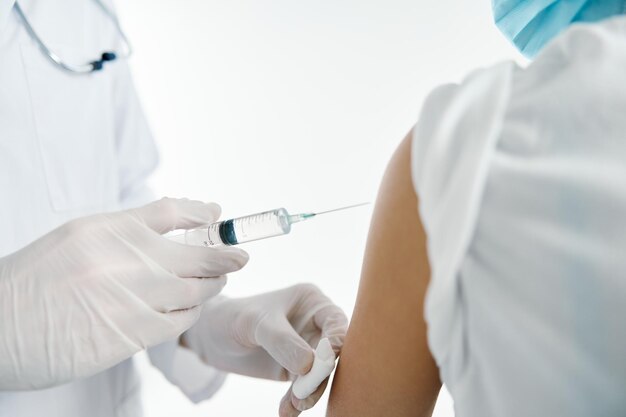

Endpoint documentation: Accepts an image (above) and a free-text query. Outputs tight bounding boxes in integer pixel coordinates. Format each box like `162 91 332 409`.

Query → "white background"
116 1 521 416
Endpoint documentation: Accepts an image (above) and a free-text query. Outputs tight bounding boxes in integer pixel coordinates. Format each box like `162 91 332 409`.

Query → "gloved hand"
0 198 248 390
181 284 348 417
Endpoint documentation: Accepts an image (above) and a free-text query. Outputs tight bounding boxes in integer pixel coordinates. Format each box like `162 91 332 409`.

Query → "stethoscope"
13 0 132 74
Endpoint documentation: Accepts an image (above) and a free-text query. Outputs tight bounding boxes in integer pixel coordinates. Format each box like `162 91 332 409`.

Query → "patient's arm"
327 132 441 417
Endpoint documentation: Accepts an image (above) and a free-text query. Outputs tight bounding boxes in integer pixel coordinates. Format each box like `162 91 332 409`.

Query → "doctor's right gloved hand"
0 198 248 390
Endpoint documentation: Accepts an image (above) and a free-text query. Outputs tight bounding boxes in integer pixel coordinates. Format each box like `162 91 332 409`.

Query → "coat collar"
0 0 16 32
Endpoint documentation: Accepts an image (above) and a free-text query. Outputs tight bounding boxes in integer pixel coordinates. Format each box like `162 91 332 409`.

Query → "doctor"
0 1 347 416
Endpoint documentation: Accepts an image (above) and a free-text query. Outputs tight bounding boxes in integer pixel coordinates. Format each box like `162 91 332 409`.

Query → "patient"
326 4 626 417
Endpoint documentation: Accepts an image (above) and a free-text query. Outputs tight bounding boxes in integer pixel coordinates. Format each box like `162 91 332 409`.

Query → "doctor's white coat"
0 0 225 415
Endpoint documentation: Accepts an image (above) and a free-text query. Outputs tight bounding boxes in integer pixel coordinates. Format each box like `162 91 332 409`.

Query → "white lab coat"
413 16 626 417
0 0 225 415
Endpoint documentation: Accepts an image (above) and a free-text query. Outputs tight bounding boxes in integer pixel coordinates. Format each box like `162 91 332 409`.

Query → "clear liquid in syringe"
170 203 368 247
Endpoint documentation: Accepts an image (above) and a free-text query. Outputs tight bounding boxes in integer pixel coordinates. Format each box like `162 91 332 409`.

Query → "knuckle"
62 215 100 240
334 314 349 329
68 261 110 287
159 197 180 223
233 307 265 346
293 283 321 295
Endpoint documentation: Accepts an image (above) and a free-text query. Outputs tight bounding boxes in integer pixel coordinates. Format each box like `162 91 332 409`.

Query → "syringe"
170 203 368 247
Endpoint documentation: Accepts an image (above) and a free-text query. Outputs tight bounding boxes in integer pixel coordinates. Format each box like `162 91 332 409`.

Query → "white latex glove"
182 284 348 417
0 198 248 390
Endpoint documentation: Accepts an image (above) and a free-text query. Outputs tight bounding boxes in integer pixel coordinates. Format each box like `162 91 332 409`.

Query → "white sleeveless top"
413 16 626 417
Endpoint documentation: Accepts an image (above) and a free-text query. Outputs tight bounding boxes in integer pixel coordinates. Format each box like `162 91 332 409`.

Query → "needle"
312 202 370 216
288 202 370 224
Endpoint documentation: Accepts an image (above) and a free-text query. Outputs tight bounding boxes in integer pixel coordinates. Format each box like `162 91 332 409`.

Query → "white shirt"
0 1 225 415
413 15 626 417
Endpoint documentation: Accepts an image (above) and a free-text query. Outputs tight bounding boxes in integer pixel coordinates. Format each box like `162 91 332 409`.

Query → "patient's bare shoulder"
327 131 441 417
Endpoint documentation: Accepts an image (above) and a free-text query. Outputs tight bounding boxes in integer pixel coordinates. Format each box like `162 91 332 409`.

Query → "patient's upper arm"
327 131 441 417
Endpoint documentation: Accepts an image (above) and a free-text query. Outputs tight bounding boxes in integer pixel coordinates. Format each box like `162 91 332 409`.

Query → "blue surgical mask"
493 0 626 58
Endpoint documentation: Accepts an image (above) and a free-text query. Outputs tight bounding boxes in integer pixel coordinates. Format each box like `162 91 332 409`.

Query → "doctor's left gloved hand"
181 284 348 417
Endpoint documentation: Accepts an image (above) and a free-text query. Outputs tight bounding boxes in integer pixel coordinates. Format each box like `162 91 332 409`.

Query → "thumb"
132 197 221 234
255 315 315 378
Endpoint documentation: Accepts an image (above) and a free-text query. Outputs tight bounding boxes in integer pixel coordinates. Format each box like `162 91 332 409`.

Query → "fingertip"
316 307 349 351
220 247 250 270
237 249 250 266
279 389 301 417
205 202 222 222
212 274 228 295
328 335 345 355
278 337 315 376
136 198 224 233
291 377 329 412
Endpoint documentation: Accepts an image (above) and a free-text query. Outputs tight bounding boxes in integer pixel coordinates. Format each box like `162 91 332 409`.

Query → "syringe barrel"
181 208 292 247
